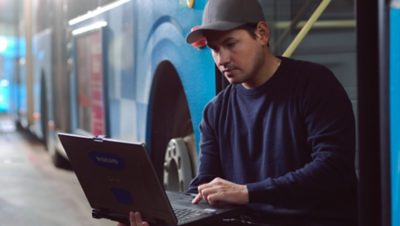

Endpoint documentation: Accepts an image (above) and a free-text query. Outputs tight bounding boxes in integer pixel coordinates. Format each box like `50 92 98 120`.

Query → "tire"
148 62 196 190
163 137 196 191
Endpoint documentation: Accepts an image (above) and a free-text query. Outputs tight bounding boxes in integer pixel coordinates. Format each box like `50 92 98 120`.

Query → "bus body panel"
390 2 400 226
31 29 52 140
70 0 215 154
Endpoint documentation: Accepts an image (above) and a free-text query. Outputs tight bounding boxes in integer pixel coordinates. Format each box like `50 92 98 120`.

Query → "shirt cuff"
246 178 280 204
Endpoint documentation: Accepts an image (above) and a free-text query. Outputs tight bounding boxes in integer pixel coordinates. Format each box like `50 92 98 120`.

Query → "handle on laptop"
92 209 129 224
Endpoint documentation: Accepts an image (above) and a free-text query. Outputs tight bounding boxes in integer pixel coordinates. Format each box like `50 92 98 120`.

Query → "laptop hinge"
93 135 106 142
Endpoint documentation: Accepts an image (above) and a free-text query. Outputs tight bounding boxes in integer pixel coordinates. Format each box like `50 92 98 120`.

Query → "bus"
60 0 358 192
17 0 117 162
18 0 358 190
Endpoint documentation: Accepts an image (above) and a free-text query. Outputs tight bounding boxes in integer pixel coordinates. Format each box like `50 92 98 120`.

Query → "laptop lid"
58 133 178 225
58 133 240 226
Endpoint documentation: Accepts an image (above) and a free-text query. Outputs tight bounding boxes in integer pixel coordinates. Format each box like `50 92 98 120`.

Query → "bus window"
75 29 106 135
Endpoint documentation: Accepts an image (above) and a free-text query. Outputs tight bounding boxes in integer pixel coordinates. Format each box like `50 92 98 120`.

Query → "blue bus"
20 0 358 190
61 0 357 192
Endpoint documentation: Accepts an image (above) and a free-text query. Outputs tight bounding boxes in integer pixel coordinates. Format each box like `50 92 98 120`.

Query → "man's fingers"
197 177 223 191
129 211 136 226
135 212 143 225
124 211 150 226
207 192 223 205
195 178 249 205
199 185 224 203
192 193 203 204
196 180 225 204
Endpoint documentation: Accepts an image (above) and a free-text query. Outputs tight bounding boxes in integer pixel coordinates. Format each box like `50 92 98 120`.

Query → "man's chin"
227 78 245 85
230 81 241 85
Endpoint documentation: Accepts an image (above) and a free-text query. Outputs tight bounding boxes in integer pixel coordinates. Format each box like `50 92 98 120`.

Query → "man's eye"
226 42 236 48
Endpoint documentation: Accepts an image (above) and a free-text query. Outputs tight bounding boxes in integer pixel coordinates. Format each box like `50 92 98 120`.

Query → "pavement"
0 113 116 226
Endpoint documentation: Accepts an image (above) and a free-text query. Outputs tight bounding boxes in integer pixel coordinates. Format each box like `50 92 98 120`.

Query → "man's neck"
241 55 282 89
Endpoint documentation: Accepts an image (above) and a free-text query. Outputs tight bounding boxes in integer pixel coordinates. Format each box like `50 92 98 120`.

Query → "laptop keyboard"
173 207 207 223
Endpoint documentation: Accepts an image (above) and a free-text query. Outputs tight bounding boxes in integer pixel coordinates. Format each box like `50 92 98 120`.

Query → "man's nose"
216 49 230 67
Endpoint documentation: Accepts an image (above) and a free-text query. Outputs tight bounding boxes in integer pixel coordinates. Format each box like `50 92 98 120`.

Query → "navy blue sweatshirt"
188 57 358 223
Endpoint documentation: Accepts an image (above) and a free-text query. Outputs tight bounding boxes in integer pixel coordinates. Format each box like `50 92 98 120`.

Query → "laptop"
58 133 241 225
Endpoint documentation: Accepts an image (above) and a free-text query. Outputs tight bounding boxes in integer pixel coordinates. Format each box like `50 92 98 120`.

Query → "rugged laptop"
58 133 240 225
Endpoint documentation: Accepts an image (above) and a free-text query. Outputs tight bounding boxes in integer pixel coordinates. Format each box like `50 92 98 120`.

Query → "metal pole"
282 0 331 57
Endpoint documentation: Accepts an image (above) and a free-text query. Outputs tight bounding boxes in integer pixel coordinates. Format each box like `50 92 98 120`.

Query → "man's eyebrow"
208 36 236 49
221 37 236 44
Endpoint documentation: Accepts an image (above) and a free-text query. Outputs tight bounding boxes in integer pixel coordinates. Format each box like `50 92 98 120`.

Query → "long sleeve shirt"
188 57 358 223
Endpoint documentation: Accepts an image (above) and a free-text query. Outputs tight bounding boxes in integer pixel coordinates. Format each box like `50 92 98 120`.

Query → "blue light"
0 35 22 57
0 82 8 113
1 79 9 87
0 37 8 53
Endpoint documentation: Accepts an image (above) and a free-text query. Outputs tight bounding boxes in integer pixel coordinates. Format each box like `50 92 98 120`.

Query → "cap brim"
186 21 244 44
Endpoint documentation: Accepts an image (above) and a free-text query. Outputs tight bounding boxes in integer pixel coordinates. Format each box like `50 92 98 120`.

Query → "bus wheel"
163 135 197 191
149 61 196 190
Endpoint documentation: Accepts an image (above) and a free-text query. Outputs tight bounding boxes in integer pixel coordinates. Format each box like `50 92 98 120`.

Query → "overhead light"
72 21 108 36
68 0 130 26
1 79 9 87
0 37 8 53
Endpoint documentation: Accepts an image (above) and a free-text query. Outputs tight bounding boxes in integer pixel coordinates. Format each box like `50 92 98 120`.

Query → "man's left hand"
192 177 249 205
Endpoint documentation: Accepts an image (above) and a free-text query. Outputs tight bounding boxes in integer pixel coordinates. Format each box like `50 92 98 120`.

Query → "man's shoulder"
279 56 337 83
280 56 331 74
202 84 236 119
207 84 235 106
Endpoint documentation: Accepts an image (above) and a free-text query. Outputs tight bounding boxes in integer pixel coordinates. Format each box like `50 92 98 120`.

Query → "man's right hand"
116 211 149 226
192 177 249 205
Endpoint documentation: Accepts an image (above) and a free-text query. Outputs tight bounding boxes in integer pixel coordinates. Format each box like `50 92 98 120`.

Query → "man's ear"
255 21 270 46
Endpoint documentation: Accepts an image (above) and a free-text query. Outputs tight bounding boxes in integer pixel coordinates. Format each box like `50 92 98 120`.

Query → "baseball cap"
186 0 265 44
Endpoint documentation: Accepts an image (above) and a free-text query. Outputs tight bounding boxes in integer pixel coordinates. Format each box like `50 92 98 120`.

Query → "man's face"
205 28 267 87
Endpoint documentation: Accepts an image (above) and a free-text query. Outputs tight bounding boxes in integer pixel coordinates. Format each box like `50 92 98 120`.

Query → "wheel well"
148 61 194 181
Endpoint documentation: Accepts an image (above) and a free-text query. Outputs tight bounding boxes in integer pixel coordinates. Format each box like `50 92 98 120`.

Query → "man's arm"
187 98 225 195
247 65 357 207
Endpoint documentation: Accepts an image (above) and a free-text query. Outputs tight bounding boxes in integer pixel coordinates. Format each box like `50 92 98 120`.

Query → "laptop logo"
89 151 125 170
111 187 133 205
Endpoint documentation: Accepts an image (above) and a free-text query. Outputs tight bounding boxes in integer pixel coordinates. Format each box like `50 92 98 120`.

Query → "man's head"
204 21 271 88
186 0 265 44
187 0 278 89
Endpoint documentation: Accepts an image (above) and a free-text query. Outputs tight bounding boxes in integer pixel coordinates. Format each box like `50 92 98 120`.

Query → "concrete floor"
0 114 115 226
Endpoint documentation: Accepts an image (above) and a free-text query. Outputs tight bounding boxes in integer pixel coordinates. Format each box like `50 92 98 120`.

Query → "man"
120 0 358 225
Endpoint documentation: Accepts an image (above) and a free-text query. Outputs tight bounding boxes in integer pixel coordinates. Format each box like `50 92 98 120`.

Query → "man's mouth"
222 66 238 75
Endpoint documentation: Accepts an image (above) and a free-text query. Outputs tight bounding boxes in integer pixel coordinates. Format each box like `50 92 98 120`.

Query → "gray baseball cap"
186 0 265 44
